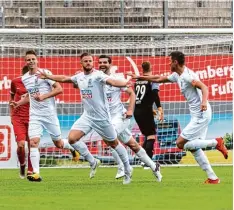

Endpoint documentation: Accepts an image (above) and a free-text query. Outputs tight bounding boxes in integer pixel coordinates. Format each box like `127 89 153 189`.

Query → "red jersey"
10 77 29 120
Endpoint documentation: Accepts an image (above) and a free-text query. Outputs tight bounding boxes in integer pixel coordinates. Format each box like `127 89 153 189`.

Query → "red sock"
17 147 25 166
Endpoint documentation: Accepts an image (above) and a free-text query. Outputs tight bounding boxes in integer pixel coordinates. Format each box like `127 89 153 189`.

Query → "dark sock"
142 139 147 150
145 139 155 159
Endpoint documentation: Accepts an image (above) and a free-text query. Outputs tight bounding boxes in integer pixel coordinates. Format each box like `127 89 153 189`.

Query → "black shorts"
134 107 156 137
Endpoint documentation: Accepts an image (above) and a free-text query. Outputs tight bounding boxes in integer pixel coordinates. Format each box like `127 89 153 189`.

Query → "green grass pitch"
0 166 232 210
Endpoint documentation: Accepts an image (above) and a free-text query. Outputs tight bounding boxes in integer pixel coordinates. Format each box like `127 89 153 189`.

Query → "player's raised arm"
124 87 135 118
106 78 130 88
127 72 170 83
33 82 63 102
152 89 164 122
10 93 29 108
37 70 73 83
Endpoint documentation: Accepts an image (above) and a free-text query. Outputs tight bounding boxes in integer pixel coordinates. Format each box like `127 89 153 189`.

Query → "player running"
38 53 133 184
128 51 228 184
13 50 79 182
98 55 162 182
9 65 33 179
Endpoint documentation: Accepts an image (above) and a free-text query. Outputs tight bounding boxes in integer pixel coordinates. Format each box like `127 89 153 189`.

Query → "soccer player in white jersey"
15 50 79 182
98 55 162 182
38 53 133 184
128 51 228 184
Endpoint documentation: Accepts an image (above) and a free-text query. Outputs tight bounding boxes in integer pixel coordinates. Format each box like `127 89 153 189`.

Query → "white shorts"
181 109 211 141
29 115 61 141
112 114 132 144
71 114 117 141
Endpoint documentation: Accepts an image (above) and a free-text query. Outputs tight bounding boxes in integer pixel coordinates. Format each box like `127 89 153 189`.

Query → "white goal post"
0 28 232 168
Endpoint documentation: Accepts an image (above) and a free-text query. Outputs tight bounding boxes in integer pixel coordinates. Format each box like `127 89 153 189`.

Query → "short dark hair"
80 52 92 60
25 50 37 57
21 65 29 75
141 61 151 73
99 55 112 64
169 51 185 65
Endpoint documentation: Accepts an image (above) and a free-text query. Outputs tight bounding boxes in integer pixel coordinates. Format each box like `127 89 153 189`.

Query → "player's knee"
30 138 40 148
176 141 184 149
53 140 63 149
176 136 186 149
68 134 78 144
126 138 139 153
107 139 118 148
17 141 25 149
68 130 83 144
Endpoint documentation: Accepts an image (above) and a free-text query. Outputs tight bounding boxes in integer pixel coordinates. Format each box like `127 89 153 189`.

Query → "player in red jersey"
9 66 33 179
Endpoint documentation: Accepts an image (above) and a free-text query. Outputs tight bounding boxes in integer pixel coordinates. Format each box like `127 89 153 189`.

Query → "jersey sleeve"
96 71 110 83
70 74 79 86
43 69 56 86
111 74 127 91
167 72 178 83
121 86 128 91
151 82 160 90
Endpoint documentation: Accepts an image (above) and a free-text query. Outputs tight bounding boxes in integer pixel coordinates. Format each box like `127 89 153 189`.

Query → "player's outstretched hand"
200 101 207 111
126 71 139 79
124 110 133 119
158 111 164 122
9 101 19 108
33 93 45 102
153 108 164 122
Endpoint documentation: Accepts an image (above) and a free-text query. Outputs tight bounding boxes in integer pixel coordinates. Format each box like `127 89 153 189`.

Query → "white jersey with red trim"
167 66 211 117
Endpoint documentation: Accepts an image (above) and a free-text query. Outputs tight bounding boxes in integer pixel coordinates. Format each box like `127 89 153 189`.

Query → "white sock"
114 143 131 175
30 148 40 174
136 147 156 171
191 149 218 180
184 139 217 150
71 141 95 165
62 139 74 151
110 147 124 169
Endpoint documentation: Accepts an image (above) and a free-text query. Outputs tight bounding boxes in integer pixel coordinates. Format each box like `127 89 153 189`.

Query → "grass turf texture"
0 167 232 210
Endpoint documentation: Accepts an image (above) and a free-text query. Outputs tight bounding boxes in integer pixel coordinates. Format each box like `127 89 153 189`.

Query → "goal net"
0 29 232 168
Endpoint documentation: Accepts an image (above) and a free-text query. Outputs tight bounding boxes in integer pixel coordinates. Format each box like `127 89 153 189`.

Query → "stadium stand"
1 0 232 28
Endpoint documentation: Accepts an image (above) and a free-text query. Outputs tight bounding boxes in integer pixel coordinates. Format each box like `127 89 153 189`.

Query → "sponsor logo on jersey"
81 90 92 99
28 87 39 95
106 93 112 102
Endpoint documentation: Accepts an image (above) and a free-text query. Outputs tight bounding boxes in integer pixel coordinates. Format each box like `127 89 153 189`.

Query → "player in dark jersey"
134 61 163 166
9 66 33 178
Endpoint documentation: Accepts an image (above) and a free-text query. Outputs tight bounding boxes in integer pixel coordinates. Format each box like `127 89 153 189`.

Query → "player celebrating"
9 66 33 179
133 61 163 169
14 50 79 182
98 55 162 181
38 53 133 184
128 51 228 184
